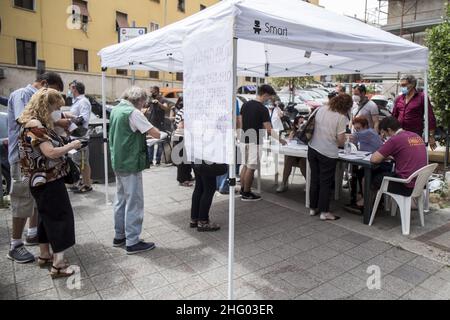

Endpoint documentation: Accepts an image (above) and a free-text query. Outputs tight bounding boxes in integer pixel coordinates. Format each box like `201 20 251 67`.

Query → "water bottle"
344 137 351 155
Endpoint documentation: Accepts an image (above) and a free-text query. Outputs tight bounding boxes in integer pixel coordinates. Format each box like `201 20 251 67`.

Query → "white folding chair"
369 163 438 235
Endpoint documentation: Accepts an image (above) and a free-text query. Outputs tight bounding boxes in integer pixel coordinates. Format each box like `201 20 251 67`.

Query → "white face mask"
352 95 361 103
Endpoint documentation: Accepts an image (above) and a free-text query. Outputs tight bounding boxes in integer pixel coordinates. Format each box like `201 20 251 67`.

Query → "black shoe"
241 192 262 202
113 238 126 247
25 235 39 246
155 161 161 166
7 244 35 263
126 241 156 255
190 221 198 228
344 204 363 215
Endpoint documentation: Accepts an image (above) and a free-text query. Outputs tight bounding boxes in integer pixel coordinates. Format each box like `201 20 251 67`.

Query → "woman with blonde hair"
18 88 82 278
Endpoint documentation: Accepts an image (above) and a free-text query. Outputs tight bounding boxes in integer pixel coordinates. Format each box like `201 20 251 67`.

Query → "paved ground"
0 162 449 300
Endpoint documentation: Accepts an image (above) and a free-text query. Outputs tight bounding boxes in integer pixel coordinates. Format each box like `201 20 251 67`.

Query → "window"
72 0 89 25
149 71 159 79
177 0 185 13
245 77 251 82
117 69 128 76
74 49 88 72
200 4 206 10
176 72 183 81
16 39 36 67
116 11 129 32
14 0 34 10
150 22 160 32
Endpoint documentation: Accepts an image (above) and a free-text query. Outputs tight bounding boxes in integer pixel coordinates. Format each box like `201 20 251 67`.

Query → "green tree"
270 77 314 90
426 5 450 126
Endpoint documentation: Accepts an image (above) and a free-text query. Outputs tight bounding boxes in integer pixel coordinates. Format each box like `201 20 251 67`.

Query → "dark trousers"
372 171 414 197
191 168 217 222
30 178 75 253
308 147 337 213
174 137 193 183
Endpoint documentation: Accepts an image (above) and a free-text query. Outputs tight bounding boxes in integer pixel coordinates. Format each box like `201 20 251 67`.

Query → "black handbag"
296 108 319 144
64 157 81 185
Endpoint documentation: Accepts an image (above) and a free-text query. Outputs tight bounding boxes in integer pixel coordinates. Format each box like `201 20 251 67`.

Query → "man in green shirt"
109 87 165 255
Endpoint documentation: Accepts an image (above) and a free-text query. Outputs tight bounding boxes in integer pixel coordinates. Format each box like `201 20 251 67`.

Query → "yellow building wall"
0 0 219 81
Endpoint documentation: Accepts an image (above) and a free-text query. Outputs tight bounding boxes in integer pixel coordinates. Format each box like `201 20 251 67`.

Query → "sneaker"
113 238 126 247
126 241 156 255
276 183 288 193
241 192 262 202
24 235 39 246
320 213 341 221
197 221 220 232
7 244 35 263
155 161 161 166
309 209 318 216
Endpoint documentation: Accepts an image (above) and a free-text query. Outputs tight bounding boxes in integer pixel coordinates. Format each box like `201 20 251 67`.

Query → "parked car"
297 91 322 110
0 112 10 196
277 93 311 116
371 95 392 120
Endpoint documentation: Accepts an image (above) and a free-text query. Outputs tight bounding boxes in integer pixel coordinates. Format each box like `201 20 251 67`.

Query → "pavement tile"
305 245 340 263
22 288 59 300
345 245 381 262
16 277 54 298
384 247 417 263
340 232 372 245
130 273 170 295
142 285 183 300
98 281 141 300
55 278 97 300
434 266 450 281
307 262 346 282
90 270 129 291
159 263 197 284
382 275 415 297
366 254 405 274
328 272 367 295
171 275 213 298
326 238 359 252
390 265 430 286
327 254 362 271
407 256 445 274
307 282 351 300
419 275 450 299
401 286 447 300
353 288 399 300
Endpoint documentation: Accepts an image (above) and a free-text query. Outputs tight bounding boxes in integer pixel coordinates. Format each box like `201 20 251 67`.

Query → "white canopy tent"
99 0 430 299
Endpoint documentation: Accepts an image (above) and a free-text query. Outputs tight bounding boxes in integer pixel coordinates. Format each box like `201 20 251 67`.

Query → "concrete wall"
0 64 181 101
387 0 446 25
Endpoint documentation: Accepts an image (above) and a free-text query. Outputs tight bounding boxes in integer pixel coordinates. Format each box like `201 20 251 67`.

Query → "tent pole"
227 37 238 301
424 70 430 212
101 68 110 206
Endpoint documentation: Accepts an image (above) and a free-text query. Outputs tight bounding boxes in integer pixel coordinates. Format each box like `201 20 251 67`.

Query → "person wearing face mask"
239 84 286 201
267 99 285 132
6 72 66 264
276 116 307 193
351 84 379 132
109 87 165 254
370 116 427 197
145 86 170 166
392 75 437 150
17 88 82 277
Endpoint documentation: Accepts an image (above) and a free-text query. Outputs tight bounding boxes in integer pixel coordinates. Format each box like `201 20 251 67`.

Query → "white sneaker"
276 183 288 193
310 209 318 216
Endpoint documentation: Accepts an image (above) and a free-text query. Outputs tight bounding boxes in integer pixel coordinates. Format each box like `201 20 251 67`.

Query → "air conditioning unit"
0 69 5 79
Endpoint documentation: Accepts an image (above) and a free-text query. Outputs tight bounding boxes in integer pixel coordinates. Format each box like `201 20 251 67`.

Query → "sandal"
320 213 341 221
50 264 75 279
37 256 53 268
197 221 220 232
74 185 93 194
180 181 194 187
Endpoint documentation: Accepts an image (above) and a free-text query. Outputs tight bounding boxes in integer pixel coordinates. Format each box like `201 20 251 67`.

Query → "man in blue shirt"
7 72 64 263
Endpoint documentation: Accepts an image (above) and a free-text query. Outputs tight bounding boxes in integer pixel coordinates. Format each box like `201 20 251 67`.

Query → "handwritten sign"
183 16 234 164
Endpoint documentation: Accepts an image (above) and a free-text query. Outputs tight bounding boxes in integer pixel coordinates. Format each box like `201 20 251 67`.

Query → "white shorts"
240 143 260 171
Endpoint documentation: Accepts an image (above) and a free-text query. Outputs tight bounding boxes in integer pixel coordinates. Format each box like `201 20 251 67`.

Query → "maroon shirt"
378 130 427 188
392 90 436 137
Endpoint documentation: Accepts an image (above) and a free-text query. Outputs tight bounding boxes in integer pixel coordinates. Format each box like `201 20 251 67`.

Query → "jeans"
191 168 217 222
114 172 145 247
216 165 241 193
308 147 337 213
148 141 164 163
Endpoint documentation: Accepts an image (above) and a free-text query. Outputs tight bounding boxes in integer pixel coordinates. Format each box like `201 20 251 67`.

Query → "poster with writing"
182 16 234 164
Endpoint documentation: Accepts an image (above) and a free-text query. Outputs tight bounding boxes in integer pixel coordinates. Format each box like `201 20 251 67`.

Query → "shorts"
72 146 90 169
240 143 260 171
9 162 36 218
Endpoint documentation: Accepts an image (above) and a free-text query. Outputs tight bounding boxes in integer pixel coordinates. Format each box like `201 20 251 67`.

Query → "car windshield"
298 92 314 101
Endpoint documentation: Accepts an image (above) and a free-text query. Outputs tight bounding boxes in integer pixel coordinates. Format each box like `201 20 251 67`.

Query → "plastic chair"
369 163 438 235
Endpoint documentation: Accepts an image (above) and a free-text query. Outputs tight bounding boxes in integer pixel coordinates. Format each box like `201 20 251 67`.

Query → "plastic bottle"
344 137 352 155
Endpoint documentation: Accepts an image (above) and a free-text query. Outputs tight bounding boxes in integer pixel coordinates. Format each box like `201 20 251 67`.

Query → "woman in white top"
268 100 284 132
308 94 353 221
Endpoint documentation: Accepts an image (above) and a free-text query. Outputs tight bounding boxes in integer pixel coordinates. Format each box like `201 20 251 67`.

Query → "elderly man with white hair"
109 86 166 254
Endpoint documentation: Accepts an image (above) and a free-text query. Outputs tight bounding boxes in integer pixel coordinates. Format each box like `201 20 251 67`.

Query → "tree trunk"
446 124 450 169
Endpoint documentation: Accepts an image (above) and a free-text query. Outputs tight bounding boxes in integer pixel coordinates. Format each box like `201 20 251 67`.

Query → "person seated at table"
370 116 427 197
347 116 384 207
277 116 307 193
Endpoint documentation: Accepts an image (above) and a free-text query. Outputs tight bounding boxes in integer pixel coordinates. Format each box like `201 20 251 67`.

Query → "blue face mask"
401 87 409 95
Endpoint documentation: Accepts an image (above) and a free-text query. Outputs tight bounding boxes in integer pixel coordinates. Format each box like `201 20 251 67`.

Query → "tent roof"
98 0 428 76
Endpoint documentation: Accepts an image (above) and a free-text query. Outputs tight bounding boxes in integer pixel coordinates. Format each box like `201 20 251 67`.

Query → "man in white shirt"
351 84 379 132
65 80 93 193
